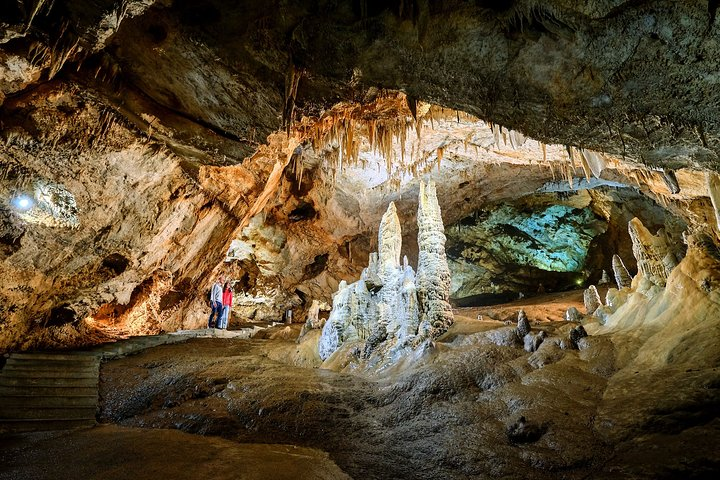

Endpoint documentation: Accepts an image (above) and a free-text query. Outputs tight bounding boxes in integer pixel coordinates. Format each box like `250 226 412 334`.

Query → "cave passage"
1 2 719 479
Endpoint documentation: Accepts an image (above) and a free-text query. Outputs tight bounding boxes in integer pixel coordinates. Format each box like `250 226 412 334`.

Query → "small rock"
523 330 546 353
569 325 588 349
516 309 530 338
565 306 582 322
507 416 547 444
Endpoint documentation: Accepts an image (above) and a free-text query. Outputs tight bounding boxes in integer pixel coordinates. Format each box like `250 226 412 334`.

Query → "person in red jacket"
220 282 233 329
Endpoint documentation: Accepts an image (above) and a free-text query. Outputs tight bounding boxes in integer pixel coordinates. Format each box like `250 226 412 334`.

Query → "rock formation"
706 172 720 239
583 285 602 315
415 181 454 339
523 331 546 353
628 218 677 287
569 325 588 349
516 310 531 338
612 254 633 289
319 181 452 361
565 307 582 322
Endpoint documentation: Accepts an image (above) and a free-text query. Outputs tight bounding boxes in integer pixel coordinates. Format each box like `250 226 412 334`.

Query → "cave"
1 1 720 479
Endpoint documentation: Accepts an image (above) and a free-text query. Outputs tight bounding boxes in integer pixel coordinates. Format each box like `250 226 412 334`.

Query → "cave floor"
2 289 719 480
454 287 609 323
0 424 348 479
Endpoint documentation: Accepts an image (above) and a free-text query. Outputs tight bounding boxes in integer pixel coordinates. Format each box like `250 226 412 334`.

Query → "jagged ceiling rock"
2 1 720 168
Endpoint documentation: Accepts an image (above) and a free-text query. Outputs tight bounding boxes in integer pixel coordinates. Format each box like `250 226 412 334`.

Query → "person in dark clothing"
207 276 224 328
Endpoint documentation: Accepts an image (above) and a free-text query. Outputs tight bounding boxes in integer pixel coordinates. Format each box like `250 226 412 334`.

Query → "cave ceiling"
2 0 720 170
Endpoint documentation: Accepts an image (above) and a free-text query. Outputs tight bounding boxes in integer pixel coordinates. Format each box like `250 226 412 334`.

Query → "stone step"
6 357 99 367
0 367 98 377
0 385 98 396
1 394 97 408
0 418 96 433
0 405 97 419
0 376 98 388
8 353 98 361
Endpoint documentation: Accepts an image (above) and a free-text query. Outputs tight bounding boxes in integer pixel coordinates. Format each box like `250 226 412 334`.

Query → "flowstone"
319 181 453 361
628 217 676 287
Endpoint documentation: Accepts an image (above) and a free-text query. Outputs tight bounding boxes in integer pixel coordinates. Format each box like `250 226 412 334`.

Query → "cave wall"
0 82 240 351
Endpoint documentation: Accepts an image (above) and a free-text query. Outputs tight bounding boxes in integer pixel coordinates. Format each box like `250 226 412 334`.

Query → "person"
220 281 233 329
208 276 224 328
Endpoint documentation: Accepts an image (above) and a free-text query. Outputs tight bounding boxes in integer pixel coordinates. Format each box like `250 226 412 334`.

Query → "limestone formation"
516 310 531 338
524 331 546 353
662 169 680 194
565 307 582 322
319 181 453 361
583 285 602 315
569 325 588 349
628 217 676 287
612 255 632 289
415 180 454 339
599 270 611 285
706 171 720 238
378 202 402 281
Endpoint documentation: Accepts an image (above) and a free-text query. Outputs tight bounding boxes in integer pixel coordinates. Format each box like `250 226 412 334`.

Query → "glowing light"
575 278 584 285
12 195 34 211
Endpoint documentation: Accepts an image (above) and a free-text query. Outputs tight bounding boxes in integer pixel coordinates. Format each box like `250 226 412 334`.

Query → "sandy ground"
455 287 609 323
0 425 349 480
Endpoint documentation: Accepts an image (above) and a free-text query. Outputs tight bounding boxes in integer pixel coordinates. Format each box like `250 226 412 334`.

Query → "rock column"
416 180 454 338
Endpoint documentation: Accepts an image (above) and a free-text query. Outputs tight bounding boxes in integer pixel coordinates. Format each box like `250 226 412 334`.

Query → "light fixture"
12 195 34 211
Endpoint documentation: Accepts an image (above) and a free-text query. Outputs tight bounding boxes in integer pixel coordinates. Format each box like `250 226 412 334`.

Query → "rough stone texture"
0 425 350 480
565 306 582 322
6 1 718 168
612 254 633 289
320 181 452 361
569 325 588 349
583 285 603 315
88 245 720 479
628 217 676 287
516 309 531 338
415 180 454 339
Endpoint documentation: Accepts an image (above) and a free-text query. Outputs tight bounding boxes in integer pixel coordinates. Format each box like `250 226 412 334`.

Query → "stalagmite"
378 202 402 280
416 180 454 339
599 270 611 285
516 309 530 337
612 254 632 289
319 181 453 361
628 217 675 287
583 285 602 314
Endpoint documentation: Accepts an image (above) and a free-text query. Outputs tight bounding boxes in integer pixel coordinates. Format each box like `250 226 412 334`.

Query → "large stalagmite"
318 181 453 361
628 217 676 288
415 180 454 339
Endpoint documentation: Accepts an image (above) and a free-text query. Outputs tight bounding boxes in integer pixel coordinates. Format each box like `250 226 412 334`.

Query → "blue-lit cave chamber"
446 182 685 307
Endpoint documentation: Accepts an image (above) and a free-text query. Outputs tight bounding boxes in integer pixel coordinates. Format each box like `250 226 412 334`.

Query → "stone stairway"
0 352 100 432
0 328 257 434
